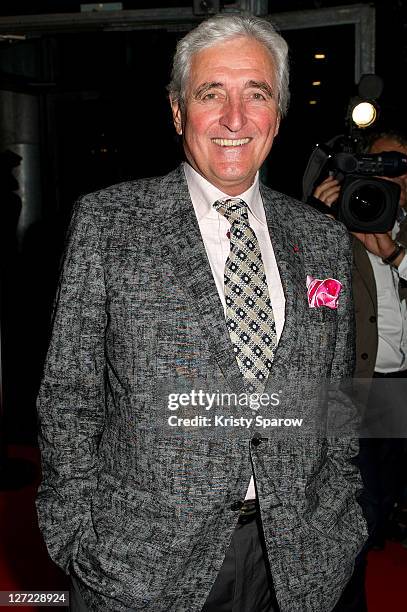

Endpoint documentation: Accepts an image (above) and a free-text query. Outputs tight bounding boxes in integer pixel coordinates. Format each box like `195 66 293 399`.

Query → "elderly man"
36 15 367 612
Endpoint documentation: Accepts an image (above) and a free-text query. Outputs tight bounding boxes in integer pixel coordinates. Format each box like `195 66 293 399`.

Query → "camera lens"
348 184 386 222
338 176 399 232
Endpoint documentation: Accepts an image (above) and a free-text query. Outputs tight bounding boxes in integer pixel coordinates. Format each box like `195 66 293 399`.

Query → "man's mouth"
211 138 251 147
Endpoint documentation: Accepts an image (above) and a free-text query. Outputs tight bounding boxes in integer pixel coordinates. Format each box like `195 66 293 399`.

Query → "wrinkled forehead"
185 36 277 91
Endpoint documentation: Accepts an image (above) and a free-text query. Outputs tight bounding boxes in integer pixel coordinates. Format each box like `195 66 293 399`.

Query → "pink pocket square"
306 275 342 310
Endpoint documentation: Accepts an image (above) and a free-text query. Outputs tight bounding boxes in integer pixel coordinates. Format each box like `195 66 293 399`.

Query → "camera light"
314 53 325 59
352 102 377 128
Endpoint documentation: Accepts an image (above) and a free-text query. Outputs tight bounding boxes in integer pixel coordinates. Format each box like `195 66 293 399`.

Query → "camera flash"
352 102 377 128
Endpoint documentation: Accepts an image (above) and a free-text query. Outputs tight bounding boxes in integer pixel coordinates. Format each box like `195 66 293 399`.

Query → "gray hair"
168 14 290 117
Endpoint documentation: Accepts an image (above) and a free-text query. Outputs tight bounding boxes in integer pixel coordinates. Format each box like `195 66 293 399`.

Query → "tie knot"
213 198 249 225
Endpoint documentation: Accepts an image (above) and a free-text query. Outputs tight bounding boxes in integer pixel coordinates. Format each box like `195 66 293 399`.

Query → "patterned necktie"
213 198 277 388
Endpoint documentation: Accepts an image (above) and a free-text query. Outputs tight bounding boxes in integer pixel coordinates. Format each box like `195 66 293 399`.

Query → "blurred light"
309 100 317 105
314 53 325 59
312 81 321 86
351 101 377 128
80 2 123 11
0 34 26 40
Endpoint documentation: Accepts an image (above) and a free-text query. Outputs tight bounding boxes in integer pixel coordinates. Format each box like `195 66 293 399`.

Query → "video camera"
302 143 407 232
302 74 407 233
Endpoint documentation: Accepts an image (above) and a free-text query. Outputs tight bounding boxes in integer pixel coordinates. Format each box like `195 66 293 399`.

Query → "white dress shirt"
367 218 407 373
183 162 286 499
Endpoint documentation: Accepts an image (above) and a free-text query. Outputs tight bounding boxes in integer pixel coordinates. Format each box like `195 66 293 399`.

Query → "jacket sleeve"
35 197 107 573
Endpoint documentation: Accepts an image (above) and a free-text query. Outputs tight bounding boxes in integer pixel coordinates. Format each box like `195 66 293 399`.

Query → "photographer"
314 127 407 380
313 127 407 610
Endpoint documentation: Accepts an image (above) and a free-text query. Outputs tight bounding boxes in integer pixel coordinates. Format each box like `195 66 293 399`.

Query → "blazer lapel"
352 236 377 308
260 186 305 376
156 166 245 391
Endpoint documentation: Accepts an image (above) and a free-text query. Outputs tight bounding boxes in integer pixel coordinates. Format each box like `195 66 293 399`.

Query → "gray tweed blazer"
36 165 368 612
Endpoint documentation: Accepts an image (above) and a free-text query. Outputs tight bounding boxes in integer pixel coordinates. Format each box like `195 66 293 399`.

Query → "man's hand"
352 230 405 267
314 177 405 267
313 176 341 208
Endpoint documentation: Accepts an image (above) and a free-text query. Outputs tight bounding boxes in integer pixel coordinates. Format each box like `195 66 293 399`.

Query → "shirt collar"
183 162 266 225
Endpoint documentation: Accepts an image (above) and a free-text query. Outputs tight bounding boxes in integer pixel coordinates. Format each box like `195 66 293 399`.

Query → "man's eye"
250 92 266 100
202 92 218 101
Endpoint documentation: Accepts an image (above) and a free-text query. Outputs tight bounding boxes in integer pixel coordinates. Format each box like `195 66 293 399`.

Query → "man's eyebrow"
192 80 274 99
246 80 274 98
193 82 223 98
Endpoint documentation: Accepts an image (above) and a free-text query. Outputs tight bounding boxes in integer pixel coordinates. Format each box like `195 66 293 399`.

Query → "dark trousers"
359 370 407 546
202 517 277 612
69 575 88 612
358 437 406 546
332 369 407 612
331 436 405 612
332 555 367 612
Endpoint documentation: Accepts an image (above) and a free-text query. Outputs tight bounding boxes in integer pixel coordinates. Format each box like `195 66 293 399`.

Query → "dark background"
0 0 406 445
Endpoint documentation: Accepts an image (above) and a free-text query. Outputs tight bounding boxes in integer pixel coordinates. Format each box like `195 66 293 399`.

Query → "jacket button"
361 353 368 360
230 501 242 511
251 435 262 447
369 316 377 323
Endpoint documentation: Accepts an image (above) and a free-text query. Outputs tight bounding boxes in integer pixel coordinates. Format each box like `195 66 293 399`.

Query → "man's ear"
170 97 183 136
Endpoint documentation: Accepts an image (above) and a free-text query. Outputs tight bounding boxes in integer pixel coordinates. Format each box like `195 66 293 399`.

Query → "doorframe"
0 3 375 82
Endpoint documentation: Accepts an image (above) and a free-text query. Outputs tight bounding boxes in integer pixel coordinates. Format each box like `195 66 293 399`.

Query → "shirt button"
361 353 368 360
230 501 242 511
369 316 377 323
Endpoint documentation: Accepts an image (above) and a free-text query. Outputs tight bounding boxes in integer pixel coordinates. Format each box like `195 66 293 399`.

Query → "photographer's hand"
313 176 341 207
352 231 406 268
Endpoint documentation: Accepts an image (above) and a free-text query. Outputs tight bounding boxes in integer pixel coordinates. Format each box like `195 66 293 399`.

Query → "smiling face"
170 36 280 196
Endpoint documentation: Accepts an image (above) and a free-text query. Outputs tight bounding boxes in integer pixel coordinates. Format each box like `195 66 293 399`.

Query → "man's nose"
219 96 247 132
